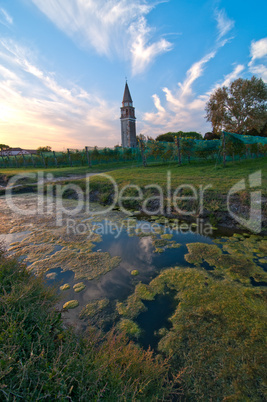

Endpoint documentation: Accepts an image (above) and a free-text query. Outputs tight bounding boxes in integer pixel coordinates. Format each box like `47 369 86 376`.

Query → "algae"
117 319 141 338
73 282 86 293
60 283 70 291
63 300 79 309
80 299 109 319
131 270 139 276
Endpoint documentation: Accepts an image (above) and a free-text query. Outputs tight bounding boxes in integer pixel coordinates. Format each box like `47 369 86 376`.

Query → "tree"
155 131 202 142
204 132 221 140
37 146 52 154
0 144 10 150
205 76 267 134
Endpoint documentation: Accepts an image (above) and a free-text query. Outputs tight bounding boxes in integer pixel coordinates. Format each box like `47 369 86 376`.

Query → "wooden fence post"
222 132 226 167
175 136 182 166
22 154 27 167
40 152 46 168
139 139 147 167
53 151 58 168
85 146 92 167
6 155 11 167
31 154 36 167
1 156 6 168
67 149 73 167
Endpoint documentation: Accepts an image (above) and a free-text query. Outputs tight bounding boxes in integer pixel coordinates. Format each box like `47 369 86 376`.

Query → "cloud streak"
215 9 234 40
30 0 172 75
248 37 267 82
0 8 13 27
142 9 238 136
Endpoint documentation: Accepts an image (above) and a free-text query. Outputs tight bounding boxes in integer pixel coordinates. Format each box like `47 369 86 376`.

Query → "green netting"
0 132 266 169
224 131 267 144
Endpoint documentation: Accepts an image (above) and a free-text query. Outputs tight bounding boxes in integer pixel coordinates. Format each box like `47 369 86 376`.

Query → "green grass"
0 160 142 180
1 157 266 194
0 250 178 400
103 157 267 195
117 265 267 400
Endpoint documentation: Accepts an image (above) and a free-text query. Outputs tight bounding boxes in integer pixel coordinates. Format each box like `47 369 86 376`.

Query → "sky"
0 0 266 150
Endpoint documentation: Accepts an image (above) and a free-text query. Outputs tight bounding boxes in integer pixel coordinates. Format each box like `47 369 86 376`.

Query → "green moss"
155 247 164 253
166 241 181 249
73 282 86 293
160 234 173 240
233 233 244 239
116 293 147 319
117 319 141 338
63 300 79 309
80 299 109 319
185 243 222 266
46 272 57 280
135 283 155 300
131 270 139 276
60 283 70 291
122 266 267 400
153 238 169 248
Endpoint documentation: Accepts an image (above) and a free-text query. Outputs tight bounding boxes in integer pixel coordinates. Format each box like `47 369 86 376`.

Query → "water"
136 292 178 350
0 193 266 348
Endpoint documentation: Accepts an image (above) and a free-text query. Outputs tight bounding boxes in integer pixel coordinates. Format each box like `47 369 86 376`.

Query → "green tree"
156 131 202 142
205 76 267 134
0 144 10 150
37 146 52 154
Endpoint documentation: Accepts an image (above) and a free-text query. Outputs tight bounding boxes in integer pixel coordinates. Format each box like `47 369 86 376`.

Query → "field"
1 157 266 195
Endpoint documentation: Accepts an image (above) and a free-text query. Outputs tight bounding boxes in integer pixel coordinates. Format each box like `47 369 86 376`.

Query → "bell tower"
120 81 137 147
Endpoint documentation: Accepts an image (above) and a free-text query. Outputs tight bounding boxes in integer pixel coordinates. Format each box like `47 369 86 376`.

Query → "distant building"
120 82 137 147
0 148 37 156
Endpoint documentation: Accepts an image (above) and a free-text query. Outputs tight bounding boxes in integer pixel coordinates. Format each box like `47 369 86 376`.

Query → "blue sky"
0 0 266 150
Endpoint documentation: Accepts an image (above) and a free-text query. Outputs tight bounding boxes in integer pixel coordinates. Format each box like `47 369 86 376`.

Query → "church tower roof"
122 82 133 104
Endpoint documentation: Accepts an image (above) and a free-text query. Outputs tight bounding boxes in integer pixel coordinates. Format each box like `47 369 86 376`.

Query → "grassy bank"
1 157 266 229
0 250 178 400
96 157 267 194
1 157 266 193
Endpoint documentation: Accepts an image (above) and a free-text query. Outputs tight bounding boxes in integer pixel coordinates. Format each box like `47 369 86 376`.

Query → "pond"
0 193 266 348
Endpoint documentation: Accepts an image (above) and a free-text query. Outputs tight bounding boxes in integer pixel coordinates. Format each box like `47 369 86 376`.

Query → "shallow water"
0 193 266 345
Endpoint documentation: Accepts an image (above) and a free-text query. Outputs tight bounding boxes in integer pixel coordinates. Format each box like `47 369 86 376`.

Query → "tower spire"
120 81 137 148
122 81 133 106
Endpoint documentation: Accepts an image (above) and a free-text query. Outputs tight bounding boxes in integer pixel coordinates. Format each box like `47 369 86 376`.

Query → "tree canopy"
205 76 267 134
36 146 52 154
155 131 202 142
0 144 10 150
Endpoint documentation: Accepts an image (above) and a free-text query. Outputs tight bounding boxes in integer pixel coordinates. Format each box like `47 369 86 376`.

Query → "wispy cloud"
220 64 245 87
249 37 267 63
215 8 234 40
0 8 13 27
142 9 237 135
248 37 267 82
0 39 120 149
129 16 172 75
178 51 216 98
30 0 172 75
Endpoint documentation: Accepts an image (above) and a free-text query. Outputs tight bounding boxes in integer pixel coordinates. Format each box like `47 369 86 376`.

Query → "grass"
89 157 267 195
0 249 179 400
117 265 267 400
1 157 266 195
0 160 142 181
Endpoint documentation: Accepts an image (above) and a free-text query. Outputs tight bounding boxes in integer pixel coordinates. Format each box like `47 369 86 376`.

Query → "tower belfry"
120 82 137 147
